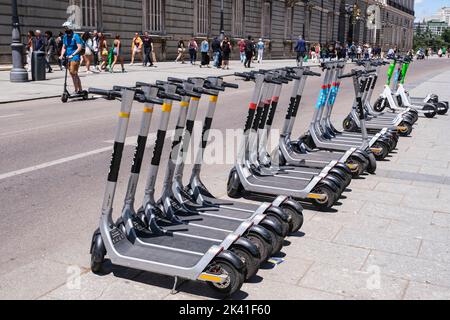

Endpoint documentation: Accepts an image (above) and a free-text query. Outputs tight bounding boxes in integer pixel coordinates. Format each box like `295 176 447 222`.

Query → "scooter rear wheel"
437 102 449 115
231 247 259 280
372 140 390 160
311 184 336 209
423 104 437 119
246 232 271 263
280 204 303 233
61 93 69 103
206 259 244 297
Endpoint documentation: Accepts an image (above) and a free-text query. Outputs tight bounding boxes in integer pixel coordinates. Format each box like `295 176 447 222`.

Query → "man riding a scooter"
59 21 83 94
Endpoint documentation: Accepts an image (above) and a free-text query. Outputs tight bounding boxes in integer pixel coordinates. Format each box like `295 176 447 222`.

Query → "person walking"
294 36 306 66
130 32 143 65
188 38 198 65
256 38 264 64
238 38 246 63
356 45 362 60
142 32 154 67
26 30 34 72
99 32 109 71
221 36 231 69
244 36 254 68
211 37 221 68
81 31 94 73
438 48 443 58
56 32 65 70
200 38 210 68
59 21 83 94
110 34 125 73
44 31 56 73
33 30 45 52
91 30 100 71
175 39 185 63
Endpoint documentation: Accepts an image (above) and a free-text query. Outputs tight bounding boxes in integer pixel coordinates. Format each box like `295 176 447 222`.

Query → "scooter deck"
112 227 205 268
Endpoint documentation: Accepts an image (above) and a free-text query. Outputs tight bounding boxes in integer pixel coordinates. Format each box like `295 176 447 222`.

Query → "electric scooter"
61 55 88 103
89 87 247 298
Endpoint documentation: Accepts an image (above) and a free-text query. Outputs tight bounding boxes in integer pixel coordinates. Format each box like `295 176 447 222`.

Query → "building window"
284 5 293 39
261 1 272 38
232 0 245 37
69 0 98 29
143 0 164 33
195 0 210 35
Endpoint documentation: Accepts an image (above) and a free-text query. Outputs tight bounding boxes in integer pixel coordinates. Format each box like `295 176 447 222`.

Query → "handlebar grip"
167 77 185 84
223 82 239 89
89 88 113 96
158 91 182 101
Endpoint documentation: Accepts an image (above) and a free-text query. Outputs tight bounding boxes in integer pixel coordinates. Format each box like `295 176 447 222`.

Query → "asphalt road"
0 58 449 296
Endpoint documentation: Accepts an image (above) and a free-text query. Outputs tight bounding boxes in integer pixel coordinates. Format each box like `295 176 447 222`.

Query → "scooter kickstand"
171 276 187 295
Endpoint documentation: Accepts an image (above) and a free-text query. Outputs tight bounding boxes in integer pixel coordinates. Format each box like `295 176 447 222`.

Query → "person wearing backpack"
244 36 254 68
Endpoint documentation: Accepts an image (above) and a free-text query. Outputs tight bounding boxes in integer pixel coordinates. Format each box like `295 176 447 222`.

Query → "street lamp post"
10 0 28 82
219 0 225 40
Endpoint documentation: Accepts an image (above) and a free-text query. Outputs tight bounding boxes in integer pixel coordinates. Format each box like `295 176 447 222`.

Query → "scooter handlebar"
112 85 144 94
89 88 122 99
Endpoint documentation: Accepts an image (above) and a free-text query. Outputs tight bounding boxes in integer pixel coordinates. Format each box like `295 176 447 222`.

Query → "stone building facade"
0 0 415 63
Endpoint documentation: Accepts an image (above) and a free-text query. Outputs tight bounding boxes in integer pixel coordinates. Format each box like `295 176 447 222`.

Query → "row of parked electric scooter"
88 55 448 298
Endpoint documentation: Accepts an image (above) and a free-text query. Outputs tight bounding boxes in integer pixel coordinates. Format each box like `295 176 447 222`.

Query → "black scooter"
61 56 88 103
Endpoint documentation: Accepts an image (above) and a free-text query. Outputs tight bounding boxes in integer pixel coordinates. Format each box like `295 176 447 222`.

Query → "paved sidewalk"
18 67 448 300
0 59 304 104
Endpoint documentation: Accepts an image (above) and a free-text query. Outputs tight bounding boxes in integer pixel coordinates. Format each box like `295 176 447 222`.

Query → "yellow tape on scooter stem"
162 103 172 112
143 107 154 113
210 96 218 102
180 101 190 107
119 112 130 118
191 97 200 102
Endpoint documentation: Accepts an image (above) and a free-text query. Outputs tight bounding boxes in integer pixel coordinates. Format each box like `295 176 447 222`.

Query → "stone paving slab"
403 281 450 300
298 262 409 300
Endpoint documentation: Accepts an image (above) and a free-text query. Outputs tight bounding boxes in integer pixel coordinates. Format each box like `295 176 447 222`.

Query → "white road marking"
0 130 175 181
0 113 23 119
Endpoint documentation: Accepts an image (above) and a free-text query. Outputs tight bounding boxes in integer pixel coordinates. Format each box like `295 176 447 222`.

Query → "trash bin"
31 51 46 81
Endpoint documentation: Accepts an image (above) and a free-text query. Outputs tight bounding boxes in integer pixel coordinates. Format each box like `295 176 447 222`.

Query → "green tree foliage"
414 26 449 51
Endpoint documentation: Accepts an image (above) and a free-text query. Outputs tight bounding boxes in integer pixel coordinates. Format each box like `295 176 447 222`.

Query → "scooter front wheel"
227 168 243 199
230 247 259 280
374 97 386 112
90 231 106 274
